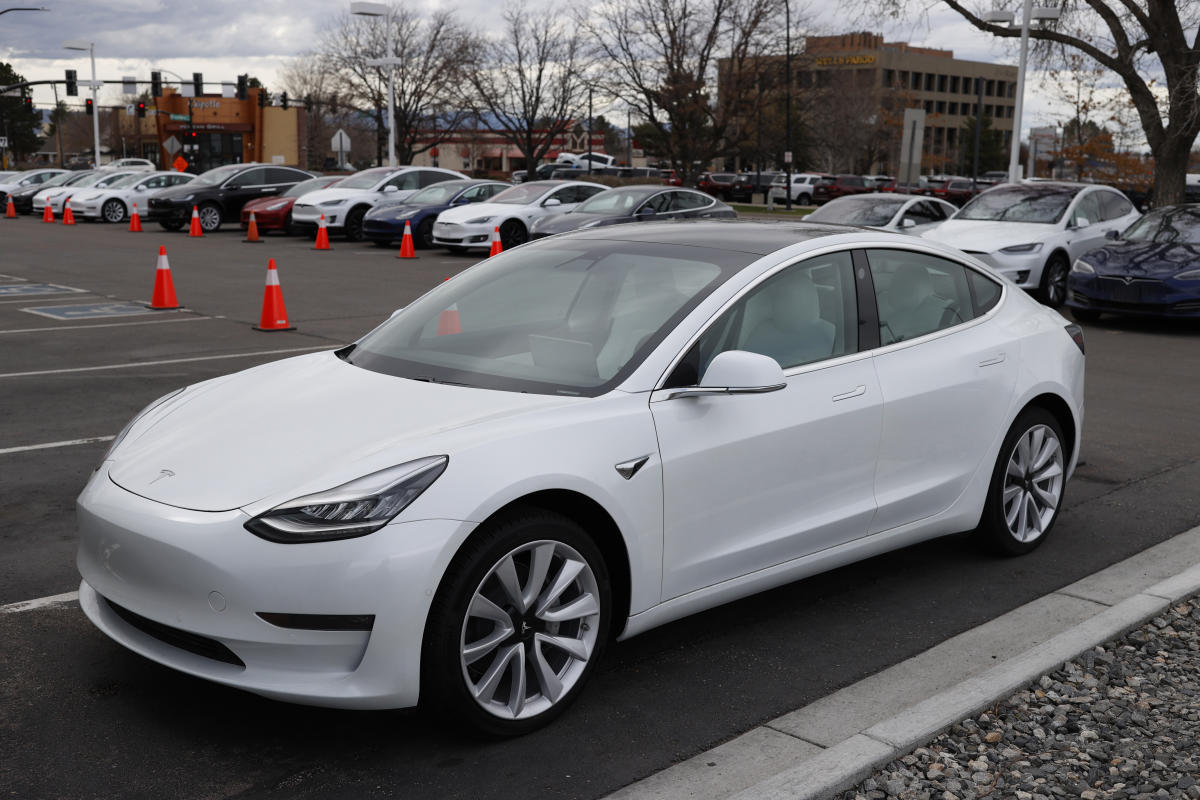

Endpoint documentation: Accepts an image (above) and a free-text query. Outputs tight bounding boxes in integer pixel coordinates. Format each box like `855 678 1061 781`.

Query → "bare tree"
459 1 587 176
580 0 789 183
857 1 1200 204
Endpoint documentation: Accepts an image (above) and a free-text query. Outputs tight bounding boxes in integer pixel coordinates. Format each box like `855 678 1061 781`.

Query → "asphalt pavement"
2 215 1200 800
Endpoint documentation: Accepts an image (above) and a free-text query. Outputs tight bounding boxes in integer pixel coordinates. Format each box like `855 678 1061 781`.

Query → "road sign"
23 302 154 321
784 151 793 164
172 155 188 172
331 129 351 152
126 103 136 116
169 113 189 122
123 76 138 95
162 135 181 155
0 136 7 149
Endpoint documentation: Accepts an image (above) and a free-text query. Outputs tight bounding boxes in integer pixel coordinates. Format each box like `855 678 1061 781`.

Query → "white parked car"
433 180 608 251
805 193 957 235
768 172 825 205
71 170 196 223
32 170 135 215
77 221 1084 735
291 166 467 241
922 181 1141 307
100 158 156 172
0 168 69 204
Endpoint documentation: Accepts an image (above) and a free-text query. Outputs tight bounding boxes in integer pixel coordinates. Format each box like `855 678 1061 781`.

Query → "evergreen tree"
959 114 1006 175
0 62 45 162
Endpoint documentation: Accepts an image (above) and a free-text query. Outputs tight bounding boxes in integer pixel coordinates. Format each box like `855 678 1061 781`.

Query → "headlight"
1176 268 1200 280
320 198 347 207
263 201 288 211
466 216 493 224
100 388 186 466
244 456 448 543
1071 260 1095 275
999 242 1043 254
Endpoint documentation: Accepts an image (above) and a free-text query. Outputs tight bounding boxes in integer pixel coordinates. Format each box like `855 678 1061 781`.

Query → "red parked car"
240 176 344 234
661 169 682 186
930 178 978 206
812 174 871 204
697 172 736 200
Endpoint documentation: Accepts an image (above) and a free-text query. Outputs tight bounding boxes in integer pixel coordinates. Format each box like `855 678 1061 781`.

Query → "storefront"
151 88 305 173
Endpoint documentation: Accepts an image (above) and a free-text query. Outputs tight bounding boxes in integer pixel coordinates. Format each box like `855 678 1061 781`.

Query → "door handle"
832 385 866 402
978 353 1006 367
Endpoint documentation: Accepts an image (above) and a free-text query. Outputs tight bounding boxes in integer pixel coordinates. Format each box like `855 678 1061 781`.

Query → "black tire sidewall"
499 220 526 250
103 199 126 223
416 218 434 249
979 407 1067 556
421 509 611 736
1040 255 1069 307
344 207 366 241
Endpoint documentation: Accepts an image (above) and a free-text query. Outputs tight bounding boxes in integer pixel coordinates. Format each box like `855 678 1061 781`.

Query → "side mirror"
666 351 787 400
135 184 147 191
1105 229 1120 240
1071 216 1091 229
543 198 562 207
383 185 399 193
636 206 656 218
900 217 916 229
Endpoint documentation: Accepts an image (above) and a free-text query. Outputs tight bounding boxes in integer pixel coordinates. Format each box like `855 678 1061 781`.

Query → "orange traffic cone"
129 203 143 232
436 302 462 336
313 214 331 250
488 225 503 257
253 258 295 331
397 219 416 259
188 205 203 237
42 202 54 223
147 246 181 310
244 211 262 243
5 197 15 218
62 198 76 225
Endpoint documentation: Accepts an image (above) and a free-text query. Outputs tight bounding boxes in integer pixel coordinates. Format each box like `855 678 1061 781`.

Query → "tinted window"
266 168 306 185
418 170 454 188
233 168 269 186
672 191 712 210
386 171 421 190
842 176 865 187
867 249 974 345
1099 191 1133 221
968 270 1002 315
904 202 941 224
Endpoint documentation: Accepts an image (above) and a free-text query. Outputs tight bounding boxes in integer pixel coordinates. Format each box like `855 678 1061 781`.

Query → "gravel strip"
837 596 1200 800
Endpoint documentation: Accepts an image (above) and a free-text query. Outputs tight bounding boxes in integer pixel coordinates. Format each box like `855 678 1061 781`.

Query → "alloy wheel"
198 205 221 232
459 539 601 720
1002 423 1064 543
102 199 126 223
1043 259 1068 307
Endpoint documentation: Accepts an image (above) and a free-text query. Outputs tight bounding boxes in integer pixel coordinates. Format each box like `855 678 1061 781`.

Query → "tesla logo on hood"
149 469 176 485
1121 276 1135 285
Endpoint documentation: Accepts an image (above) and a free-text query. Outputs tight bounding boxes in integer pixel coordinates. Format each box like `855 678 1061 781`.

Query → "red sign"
172 156 188 172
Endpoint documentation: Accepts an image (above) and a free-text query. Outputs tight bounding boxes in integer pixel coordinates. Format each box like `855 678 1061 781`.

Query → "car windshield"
110 173 150 188
41 172 79 188
346 240 751 396
957 185 1078 223
73 171 121 188
405 183 468 204
94 171 135 188
336 167 396 189
191 164 248 187
491 183 556 205
576 189 655 214
807 196 904 226
284 177 340 198
1122 206 1200 244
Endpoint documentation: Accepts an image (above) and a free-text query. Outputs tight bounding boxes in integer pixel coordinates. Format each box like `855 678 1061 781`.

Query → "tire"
978 408 1068 556
1038 254 1069 308
101 199 127 224
343 206 367 241
798 193 811 205
1070 308 1102 323
158 219 185 232
422 509 611 736
284 213 296 236
197 203 222 233
498 219 527 250
416 217 435 249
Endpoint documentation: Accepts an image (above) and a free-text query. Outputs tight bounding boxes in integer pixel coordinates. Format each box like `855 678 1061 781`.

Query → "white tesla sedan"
70 170 195 223
921 182 1141 307
78 221 1085 735
290 166 467 241
433 180 609 251
805 192 957 235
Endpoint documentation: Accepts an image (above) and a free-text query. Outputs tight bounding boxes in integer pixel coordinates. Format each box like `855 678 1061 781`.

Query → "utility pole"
784 0 792 210
587 87 593 175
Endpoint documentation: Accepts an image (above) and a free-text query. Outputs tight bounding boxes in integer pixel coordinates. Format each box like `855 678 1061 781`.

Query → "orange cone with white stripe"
244 211 262 243
397 219 416 259
5 197 16 218
188 205 203 237
129 202 143 232
42 202 54 223
313 214 331 250
488 225 503 257
147 245 181 310
254 258 295 331
62 198 76 225
436 302 462 335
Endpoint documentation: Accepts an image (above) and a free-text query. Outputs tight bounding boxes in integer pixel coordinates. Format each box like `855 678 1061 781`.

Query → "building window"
911 71 921 90
971 103 979 116
995 80 1006 97
924 100 933 113
1008 82 1016 98
936 100 946 113
937 74 948 92
948 101 958 115
973 77 982 96
984 104 993 117
986 79 995 96
924 73 934 91
855 69 873 88
798 71 813 88
947 128 957 148
816 71 832 88
1006 105 1014 118
884 68 895 86
950 75 960 94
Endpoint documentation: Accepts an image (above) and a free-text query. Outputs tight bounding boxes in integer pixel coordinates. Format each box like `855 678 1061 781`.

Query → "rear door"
220 167 272 216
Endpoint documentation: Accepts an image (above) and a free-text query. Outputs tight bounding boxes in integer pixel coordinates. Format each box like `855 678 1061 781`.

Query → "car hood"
1080 240 1200 278
243 195 295 211
294 187 377 205
438 201 528 223
365 202 436 221
921 218 1062 251
108 352 575 513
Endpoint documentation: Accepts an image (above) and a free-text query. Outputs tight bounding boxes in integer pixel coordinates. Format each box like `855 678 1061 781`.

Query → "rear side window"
387 171 421 190
867 249 976 345
1071 192 1102 227
967 269 1002 315
843 176 864 187
234 168 270 186
266 168 306 184
1099 191 1133 221
672 191 711 210
419 170 453 188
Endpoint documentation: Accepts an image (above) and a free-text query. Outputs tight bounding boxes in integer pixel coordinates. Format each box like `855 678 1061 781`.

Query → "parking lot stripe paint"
3 314 210 332
0 283 87 298
0 435 115 456
0 345 333 379
0 273 28 281
1 591 79 614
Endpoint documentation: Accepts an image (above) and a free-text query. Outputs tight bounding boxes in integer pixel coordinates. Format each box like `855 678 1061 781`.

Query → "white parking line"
0 295 104 305
0 345 335 379
1 591 79 614
0 316 211 334
0 435 115 455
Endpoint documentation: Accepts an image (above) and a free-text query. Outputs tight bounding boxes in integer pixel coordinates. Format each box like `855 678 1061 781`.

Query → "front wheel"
102 199 127 223
1039 255 1069 307
416 217 435 249
798 193 812 205
422 510 611 736
978 408 1067 556
197 203 222 233
343 206 367 241
498 219 528 250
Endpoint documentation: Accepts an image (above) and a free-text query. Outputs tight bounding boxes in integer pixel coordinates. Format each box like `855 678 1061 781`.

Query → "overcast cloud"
1 0 1090 141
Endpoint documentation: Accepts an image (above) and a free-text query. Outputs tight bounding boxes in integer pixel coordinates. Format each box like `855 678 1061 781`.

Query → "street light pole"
352 2 397 167
64 40 101 167
1007 0 1032 183
784 0 792 211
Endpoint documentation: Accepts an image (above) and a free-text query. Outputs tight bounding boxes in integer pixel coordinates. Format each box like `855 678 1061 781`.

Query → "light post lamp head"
62 39 92 52
350 1 387 16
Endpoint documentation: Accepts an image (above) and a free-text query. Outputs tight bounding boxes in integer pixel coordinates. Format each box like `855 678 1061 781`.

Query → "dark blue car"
1067 204 1200 320
362 179 510 247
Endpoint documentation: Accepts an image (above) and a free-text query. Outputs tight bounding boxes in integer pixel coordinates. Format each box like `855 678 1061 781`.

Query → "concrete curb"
604 525 1200 800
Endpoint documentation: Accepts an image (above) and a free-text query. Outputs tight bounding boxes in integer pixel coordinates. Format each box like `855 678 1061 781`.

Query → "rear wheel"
416 217 435 249
798 193 812 205
344 206 367 241
978 408 1067 556
101 199 127 223
197 203 222 233
1039 254 1069 307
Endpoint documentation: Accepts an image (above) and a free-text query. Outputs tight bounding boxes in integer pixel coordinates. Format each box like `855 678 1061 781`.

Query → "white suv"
768 173 824 205
292 166 467 241
100 158 156 172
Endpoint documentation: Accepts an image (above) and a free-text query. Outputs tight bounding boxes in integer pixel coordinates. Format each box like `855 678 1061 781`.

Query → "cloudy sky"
1 0 1089 139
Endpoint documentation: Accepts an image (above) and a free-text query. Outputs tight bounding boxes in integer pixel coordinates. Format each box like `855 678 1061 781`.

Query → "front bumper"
76 467 473 709
432 220 493 249
72 199 102 218
961 250 1042 289
1067 275 1200 317
291 204 342 230
240 206 290 230
146 199 191 222
362 217 408 242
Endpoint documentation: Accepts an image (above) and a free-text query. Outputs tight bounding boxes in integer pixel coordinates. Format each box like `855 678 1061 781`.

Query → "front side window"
232 168 269 186
1099 191 1133 221
1070 192 1102 228
868 249 975 345
386 171 421 191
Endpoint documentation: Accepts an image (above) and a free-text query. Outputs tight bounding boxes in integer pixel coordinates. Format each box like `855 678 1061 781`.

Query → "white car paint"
100 158 156 172
0 168 69 199
71 171 195 222
76 224 1084 724
32 170 137 215
291 166 466 233
432 180 608 250
769 173 824 203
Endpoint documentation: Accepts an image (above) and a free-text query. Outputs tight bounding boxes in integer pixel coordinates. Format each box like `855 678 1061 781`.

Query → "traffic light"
151 71 162 97
281 92 288 110
137 101 147 118
85 98 93 116
65 69 77 96
192 72 203 97
257 88 266 108
236 74 248 101
23 96 32 113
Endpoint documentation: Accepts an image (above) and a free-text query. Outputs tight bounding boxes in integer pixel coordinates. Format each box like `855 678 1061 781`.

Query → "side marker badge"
614 455 651 480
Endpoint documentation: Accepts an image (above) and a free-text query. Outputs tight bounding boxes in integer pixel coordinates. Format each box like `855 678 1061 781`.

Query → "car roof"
560 219 856 255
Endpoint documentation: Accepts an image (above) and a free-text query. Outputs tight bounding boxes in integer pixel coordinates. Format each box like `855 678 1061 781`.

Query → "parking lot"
3 217 1200 800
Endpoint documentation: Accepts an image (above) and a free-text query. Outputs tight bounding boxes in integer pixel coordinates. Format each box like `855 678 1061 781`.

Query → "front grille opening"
256 612 375 631
104 597 245 668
